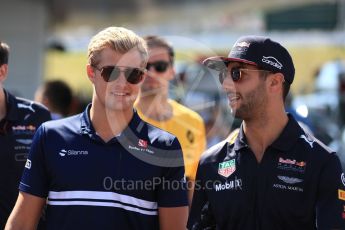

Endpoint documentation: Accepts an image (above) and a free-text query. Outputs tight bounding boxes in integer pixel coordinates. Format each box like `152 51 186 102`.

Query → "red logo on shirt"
138 139 148 148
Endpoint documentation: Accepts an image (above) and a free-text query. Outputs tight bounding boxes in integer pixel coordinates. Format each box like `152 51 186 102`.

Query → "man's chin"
231 109 242 119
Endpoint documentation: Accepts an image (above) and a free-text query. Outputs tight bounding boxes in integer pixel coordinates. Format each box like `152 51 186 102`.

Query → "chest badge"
218 159 236 178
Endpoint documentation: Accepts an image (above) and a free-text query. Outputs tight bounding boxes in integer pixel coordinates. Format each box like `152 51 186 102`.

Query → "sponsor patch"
218 159 236 178
300 134 315 148
59 149 88 157
12 125 36 135
262 56 282 69
277 175 303 184
138 139 148 148
128 145 154 154
341 173 345 187
25 159 31 169
235 41 250 48
214 177 242 191
273 183 303 192
278 157 306 173
339 189 345 201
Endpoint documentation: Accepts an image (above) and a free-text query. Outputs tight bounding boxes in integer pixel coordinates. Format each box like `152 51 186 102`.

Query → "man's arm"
316 154 345 229
159 206 189 230
5 192 46 230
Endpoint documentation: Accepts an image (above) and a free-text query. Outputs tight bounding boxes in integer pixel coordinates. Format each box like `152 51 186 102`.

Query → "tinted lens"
218 67 242 84
101 66 119 82
147 61 169 73
124 68 144 84
100 66 144 84
231 68 241 82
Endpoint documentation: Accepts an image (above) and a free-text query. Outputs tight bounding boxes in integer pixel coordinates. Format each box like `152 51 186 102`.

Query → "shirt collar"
233 124 248 151
80 103 94 135
270 114 303 151
3 89 19 122
233 114 303 152
79 104 144 141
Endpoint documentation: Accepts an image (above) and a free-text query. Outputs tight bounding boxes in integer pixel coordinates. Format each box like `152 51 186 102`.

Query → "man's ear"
0 64 8 82
167 66 176 81
86 64 96 83
268 73 285 93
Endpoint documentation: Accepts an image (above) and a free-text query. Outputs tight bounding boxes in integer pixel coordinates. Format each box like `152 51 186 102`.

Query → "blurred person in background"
5 27 188 230
34 80 73 119
0 41 51 229
187 35 345 229
135 35 206 202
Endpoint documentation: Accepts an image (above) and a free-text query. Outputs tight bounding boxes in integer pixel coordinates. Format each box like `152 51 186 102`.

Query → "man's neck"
90 100 133 142
136 92 172 121
243 108 288 163
0 88 6 121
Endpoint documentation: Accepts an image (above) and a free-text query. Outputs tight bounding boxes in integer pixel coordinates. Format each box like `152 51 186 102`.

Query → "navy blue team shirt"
188 114 345 230
20 104 188 229
0 90 51 228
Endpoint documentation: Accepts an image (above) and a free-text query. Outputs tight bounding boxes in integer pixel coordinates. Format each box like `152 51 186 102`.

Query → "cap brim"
203 56 257 71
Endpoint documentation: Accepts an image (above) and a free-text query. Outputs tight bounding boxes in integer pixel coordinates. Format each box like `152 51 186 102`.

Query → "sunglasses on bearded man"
219 67 272 84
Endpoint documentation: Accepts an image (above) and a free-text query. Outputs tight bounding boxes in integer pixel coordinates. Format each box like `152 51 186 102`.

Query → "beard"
231 82 267 121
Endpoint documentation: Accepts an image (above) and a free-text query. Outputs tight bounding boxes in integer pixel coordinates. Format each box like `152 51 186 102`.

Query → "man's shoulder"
298 130 336 156
14 96 50 114
145 121 179 147
199 140 228 165
11 96 51 123
41 114 80 132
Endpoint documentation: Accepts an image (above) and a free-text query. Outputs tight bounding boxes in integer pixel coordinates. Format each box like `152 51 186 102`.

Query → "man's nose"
222 73 236 90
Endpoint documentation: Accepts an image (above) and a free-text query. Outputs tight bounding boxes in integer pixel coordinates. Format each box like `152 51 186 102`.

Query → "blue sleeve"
316 154 345 229
19 125 49 198
157 138 188 207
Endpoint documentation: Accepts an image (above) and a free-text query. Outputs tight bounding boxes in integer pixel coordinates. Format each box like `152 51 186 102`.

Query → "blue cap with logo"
203 35 295 84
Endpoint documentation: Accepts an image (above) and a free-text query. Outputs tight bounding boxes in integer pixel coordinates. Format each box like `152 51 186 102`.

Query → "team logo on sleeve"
299 134 315 148
341 173 345 186
218 159 236 178
339 189 345 201
25 159 31 169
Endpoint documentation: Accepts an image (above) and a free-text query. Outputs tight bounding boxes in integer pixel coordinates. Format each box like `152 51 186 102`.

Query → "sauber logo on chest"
138 139 148 148
218 159 236 178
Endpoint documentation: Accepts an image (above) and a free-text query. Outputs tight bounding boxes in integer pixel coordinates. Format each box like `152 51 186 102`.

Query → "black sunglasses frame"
219 67 271 84
146 61 170 73
93 65 145 84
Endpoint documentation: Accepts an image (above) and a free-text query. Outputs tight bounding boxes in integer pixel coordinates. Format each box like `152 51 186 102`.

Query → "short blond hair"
87 27 148 67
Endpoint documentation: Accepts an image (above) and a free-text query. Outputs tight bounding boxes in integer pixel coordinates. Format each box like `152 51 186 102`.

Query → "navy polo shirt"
0 90 51 228
20 104 188 230
188 115 345 230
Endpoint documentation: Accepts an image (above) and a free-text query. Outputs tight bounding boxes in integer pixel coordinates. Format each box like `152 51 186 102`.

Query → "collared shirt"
136 99 206 181
0 89 51 228
188 115 345 230
20 104 188 230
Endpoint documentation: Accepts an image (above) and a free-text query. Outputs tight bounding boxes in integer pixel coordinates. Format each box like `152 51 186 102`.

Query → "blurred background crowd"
1 0 345 165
